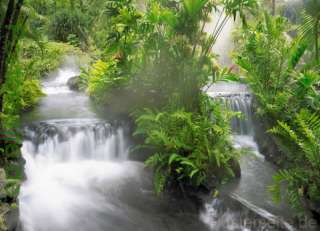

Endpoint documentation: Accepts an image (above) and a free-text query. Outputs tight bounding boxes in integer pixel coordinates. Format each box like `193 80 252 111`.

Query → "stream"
205 83 297 231
19 57 210 231
17 56 296 231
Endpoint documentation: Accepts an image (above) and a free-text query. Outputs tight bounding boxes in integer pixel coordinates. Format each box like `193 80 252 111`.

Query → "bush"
86 59 129 102
133 95 239 193
21 79 45 109
236 12 320 214
235 13 294 118
269 110 320 211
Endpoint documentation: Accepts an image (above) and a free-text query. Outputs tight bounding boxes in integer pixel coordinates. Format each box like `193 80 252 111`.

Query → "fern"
288 39 308 70
154 168 166 194
133 102 239 193
270 110 320 211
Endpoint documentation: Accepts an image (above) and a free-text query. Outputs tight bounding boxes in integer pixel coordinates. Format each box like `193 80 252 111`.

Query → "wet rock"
230 158 241 178
67 76 81 91
304 198 320 225
5 208 20 231
251 101 288 167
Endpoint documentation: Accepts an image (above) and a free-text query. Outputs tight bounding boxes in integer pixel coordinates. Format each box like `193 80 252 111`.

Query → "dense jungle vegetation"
0 0 319 228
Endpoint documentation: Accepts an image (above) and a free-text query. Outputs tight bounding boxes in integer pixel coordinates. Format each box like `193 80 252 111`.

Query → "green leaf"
168 153 181 165
189 169 199 178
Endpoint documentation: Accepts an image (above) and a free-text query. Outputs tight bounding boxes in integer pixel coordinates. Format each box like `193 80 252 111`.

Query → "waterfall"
206 83 260 154
216 94 253 135
23 120 129 162
201 82 299 231
216 93 261 156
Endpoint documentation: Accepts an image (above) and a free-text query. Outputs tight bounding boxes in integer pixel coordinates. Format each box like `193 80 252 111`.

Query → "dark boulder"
67 76 81 91
5 208 21 231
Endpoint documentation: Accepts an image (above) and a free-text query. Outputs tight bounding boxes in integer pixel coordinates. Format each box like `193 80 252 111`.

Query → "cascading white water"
19 56 213 231
206 83 260 155
202 82 297 231
216 95 253 135
19 57 145 231
23 120 129 162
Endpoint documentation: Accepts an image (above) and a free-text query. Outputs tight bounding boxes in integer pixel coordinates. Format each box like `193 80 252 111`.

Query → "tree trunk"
0 0 15 90
0 0 23 111
0 0 24 158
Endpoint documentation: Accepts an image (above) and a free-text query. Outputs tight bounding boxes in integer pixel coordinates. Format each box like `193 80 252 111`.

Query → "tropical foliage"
298 0 320 64
269 110 320 211
236 3 320 214
133 95 238 193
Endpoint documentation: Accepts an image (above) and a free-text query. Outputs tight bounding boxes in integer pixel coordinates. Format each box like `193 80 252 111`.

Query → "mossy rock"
67 76 81 91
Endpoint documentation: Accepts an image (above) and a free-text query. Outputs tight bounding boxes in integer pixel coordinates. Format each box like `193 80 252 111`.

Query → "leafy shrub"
86 59 129 102
236 11 320 213
83 0 141 104
235 13 313 117
269 110 320 211
21 79 45 109
0 167 20 205
84 0 215 111
133 95 239 193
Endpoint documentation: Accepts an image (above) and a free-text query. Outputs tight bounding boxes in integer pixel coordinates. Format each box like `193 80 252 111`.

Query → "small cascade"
207 83 258 152
23 119 130 162
215 93 262 157
215 94 253 135
42 55 80 95
202 82 299 231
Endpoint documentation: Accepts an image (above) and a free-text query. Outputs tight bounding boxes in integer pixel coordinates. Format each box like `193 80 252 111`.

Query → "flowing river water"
18 56 296 231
